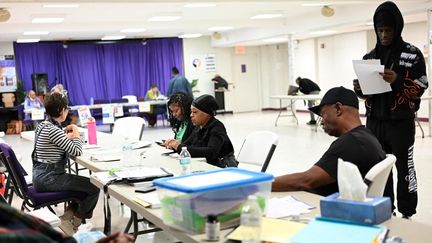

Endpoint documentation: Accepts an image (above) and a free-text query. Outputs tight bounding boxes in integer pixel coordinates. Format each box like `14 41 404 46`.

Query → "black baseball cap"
309 86 359 116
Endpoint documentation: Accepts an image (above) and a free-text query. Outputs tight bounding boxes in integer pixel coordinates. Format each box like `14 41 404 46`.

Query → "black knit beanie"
192 94 218 116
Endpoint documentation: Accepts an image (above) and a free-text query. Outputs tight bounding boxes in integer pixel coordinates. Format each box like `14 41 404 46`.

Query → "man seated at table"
272 86 390 197
24 90 45 129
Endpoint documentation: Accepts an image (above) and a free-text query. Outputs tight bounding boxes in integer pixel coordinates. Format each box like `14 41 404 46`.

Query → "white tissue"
337 158 368 201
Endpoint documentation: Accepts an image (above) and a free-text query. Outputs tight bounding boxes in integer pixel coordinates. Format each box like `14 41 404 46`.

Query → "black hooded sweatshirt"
355 1 428 120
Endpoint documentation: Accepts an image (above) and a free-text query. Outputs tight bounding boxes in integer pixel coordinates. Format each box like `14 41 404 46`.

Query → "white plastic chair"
236 131 278 172
364 154 396 197
122 95 138 103
112 117 146 141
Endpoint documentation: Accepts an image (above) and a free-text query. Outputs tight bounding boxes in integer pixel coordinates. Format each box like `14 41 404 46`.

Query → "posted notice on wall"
190 54 216 72
0 55 17 93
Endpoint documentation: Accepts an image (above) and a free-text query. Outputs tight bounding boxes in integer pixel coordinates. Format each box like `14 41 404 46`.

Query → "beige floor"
2 110 431 242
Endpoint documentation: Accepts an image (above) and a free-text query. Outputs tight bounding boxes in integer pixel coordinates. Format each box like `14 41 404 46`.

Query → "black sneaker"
402 215 411 220
307 120 317 125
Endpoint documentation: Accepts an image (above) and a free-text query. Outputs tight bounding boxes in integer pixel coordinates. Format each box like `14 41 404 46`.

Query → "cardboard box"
320 193 392 225
153 168 274 233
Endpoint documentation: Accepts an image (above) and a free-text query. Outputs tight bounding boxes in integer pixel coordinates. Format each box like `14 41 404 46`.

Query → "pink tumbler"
86 118 97 145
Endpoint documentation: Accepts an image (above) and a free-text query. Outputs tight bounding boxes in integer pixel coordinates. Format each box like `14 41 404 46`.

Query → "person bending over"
32 92 100 231
295 77 321 125
272 87 389 197
165 94 237 168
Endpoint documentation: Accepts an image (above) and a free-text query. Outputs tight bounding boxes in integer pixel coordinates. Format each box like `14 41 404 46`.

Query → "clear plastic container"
153 168 273 233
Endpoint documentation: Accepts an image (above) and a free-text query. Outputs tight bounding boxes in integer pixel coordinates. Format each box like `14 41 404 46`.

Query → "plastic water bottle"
179 147 191 175
86 117 97 145
240 195 262 243
122 143 134 163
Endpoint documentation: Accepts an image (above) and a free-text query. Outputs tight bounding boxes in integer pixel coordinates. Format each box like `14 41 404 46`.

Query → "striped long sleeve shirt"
33 120 82 164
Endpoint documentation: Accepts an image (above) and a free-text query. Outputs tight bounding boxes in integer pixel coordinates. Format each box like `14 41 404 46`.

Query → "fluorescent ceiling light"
208 26 233 31
148 16 181 22
101 35 125 40
179 33 203 38
120 28 146 33
32 17 64 23
310 30 337 35
263 37 288 43
43 4 79 8
23 31 50 35
250 14 283 19
302 2 330 7
184 3 216 8
17 38 40 43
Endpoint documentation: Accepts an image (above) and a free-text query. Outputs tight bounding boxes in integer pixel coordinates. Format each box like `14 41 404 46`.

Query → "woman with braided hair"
163 92 195 146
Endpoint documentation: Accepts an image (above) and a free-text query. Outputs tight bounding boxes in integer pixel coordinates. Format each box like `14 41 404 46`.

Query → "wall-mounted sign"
0 55 17 93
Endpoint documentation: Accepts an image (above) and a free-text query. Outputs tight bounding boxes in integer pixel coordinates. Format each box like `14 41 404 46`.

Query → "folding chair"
112 117 146 141
0 143 85 213
237 131 278 172
364 154 396 197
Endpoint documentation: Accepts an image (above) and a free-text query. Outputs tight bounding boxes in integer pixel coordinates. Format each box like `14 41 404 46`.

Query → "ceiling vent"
0 8 11 22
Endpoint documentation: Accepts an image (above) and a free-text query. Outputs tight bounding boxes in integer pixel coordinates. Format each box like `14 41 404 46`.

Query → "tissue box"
320 193 392 225
153 168 274 233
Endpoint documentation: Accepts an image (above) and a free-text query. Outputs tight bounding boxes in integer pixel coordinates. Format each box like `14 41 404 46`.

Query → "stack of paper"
90 154 122 162
266 195 315 219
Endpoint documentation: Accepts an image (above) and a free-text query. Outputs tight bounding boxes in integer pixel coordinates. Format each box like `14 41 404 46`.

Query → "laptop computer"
287 85 299 95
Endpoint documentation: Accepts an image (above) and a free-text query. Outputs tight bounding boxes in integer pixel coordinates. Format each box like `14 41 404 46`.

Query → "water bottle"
86 117 97 145
122 143 134 163
240 195 262 243
179 147 191 175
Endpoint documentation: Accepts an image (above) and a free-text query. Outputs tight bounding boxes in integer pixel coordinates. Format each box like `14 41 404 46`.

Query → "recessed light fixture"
179 33 203 38
101 35 125 41
43 4 79 8
250 13 283 19
302 2 330 7
23 31 50 35
120 28 146 33
17 38 40 43
32 17 64 23
208 26 233 31
310 30 337 35
184 3 216 8
263 37 288 43
148 16 181 22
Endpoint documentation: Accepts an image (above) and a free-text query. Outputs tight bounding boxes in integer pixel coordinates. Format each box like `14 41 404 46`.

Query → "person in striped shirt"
32 92 100 232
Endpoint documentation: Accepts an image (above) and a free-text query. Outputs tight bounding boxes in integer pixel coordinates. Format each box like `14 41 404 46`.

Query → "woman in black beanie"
165 94 237 168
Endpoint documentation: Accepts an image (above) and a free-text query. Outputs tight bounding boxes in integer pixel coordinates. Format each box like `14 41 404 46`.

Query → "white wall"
0 42 14 55
182 37 234 110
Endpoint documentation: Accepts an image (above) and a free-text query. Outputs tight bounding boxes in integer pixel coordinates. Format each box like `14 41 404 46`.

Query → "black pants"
366 117 417 216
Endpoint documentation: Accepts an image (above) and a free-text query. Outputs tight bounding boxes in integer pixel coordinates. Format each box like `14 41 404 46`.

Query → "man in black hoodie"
353 1 428 218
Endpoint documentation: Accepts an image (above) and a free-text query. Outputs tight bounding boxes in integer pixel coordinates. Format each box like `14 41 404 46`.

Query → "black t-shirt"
312 126 386 196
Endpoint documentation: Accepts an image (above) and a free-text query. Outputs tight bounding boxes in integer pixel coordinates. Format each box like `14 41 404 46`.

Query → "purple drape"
13 38 183 105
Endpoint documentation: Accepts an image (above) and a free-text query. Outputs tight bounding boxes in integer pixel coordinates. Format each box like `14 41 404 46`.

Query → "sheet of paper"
266 195 315 219
93 171 119 184
135 192 161 208
291 218 384 243
228 217 306 243
90 154 122 162
114 167 169 178
353 60 391 95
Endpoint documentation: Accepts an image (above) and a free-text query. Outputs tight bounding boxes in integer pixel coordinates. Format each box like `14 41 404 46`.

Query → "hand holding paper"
352 60 392 95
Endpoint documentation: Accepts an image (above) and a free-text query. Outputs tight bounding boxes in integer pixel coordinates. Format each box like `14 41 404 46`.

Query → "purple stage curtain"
13 38 183 105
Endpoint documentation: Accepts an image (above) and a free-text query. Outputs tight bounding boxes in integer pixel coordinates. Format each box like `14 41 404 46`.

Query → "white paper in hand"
337 158 367 201
353 60 392 95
